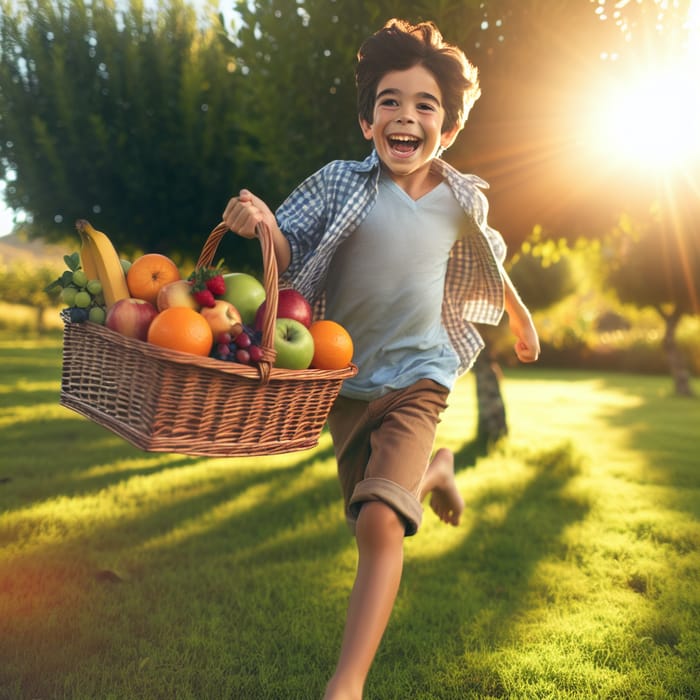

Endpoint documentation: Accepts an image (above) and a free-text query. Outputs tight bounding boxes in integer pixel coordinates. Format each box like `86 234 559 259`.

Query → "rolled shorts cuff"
348 477 423 537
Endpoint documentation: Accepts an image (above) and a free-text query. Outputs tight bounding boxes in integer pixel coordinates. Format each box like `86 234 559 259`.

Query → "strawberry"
193 288 216 307
205 274 226 296
187 260 226 308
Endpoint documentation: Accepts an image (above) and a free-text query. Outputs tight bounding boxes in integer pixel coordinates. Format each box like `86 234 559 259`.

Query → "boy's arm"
502 268 540 363
222 189 291 274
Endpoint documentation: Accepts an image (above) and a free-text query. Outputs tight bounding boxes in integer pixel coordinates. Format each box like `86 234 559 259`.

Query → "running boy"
222 18 540 699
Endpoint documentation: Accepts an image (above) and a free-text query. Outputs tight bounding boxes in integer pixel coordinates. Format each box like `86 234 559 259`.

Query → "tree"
0 0 254 261
0 258 61 332
507 228 578 313
604 186 700 396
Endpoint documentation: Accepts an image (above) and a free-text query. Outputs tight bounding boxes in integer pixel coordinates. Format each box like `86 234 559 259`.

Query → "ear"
440 123 462 150
359 116 374 141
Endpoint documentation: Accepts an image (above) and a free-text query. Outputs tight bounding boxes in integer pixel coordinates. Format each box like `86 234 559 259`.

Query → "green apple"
221 272 266 325
273 318 314 369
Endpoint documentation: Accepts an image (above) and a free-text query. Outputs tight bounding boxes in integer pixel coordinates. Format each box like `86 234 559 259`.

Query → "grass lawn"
0 338 698 699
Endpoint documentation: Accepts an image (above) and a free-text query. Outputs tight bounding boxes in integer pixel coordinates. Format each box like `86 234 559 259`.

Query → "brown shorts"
327 379 449 537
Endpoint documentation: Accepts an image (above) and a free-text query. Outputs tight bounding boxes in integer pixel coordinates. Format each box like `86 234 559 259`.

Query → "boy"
222 18 539 699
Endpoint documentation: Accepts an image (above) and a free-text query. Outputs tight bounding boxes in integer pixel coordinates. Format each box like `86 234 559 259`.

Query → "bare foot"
425 448 464 526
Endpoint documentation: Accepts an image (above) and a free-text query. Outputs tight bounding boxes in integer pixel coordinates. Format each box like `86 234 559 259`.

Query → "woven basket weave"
60 221 357 457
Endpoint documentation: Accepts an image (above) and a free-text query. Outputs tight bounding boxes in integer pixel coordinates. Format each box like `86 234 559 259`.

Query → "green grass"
1 338 698 699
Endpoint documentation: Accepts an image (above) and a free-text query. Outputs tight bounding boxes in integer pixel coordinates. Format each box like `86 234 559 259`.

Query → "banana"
76 225 100 281
75 219 130 309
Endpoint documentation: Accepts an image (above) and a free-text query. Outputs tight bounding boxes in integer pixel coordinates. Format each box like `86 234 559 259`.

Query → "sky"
0 186 17 238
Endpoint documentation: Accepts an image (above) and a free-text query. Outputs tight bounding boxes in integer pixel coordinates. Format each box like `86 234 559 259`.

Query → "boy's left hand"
510 316 540 363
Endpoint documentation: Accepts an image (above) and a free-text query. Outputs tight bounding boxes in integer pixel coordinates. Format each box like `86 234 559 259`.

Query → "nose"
395 110 415 124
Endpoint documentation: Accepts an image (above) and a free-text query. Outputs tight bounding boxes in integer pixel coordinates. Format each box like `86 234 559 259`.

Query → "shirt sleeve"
472 186 507 264
275 167 329 282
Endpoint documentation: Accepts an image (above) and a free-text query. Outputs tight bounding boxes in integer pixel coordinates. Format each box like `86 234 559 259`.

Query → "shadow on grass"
0 408 338 500
0 415 195 496
452 434 497 472
0 437 349 699
594 374 700 508
0 387 63 409
379 442 591 697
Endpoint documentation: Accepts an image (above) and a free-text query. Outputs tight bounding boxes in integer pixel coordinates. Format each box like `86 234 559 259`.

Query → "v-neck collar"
380 169 449 207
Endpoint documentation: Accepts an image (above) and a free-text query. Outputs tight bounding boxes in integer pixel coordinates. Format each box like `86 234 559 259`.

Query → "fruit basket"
59 221 357 457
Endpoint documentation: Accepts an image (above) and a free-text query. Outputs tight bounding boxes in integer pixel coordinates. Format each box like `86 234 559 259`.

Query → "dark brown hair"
356 19 480 134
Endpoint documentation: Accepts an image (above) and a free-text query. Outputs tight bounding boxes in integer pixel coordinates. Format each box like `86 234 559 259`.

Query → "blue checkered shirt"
278 150 506 374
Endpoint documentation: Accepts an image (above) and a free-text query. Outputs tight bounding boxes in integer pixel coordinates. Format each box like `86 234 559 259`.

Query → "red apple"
199 299 243 337
156 279 199 311
105 298 159 341
254 288 312 331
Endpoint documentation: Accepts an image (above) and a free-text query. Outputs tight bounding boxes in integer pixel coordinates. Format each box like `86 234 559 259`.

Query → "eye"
379 98 399 107
417 102 438 112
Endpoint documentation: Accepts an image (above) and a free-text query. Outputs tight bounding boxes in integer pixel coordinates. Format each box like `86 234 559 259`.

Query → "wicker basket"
59 221 357 457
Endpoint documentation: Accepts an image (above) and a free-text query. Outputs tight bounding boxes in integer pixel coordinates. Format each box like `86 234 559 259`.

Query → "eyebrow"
376 88 441 106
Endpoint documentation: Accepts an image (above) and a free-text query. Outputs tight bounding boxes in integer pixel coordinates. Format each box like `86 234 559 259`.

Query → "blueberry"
68 307 89 323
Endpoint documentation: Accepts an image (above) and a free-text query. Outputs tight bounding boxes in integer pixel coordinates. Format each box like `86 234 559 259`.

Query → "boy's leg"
323 448 464 700
324 381 461 698
323 500 405 700
419 447 464 526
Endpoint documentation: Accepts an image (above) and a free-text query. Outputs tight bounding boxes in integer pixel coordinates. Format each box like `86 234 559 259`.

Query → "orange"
309 320 354 370
127 253 181 306
147 307 213 357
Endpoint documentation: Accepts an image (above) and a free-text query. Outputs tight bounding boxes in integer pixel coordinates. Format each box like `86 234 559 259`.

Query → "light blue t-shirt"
324 171 467 400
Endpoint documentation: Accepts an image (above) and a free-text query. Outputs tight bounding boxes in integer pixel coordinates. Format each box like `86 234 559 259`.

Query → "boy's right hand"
222 189 275 239
222 189 292 274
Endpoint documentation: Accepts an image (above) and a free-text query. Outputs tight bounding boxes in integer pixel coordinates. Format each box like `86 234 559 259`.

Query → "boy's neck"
383 161 443 201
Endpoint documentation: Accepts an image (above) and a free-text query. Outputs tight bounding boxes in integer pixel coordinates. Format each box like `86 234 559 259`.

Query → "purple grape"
216 343 231 360
234 332 252 349
248 345 263 363
235 348 251 364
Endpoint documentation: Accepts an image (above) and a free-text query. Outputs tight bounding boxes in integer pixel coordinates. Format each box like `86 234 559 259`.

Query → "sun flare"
591 64 700 171
587 0 700 172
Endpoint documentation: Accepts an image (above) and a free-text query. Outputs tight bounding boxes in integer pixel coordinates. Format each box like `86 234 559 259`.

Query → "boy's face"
359 65 459 184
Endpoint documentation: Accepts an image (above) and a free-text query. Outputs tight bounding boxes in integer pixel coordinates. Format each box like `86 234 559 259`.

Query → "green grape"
72 270 88 288
88 306 106 324
87 279 102 295
61 286 78 306
74 290 92 308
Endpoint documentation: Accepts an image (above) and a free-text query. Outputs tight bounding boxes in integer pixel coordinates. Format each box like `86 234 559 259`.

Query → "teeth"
390 135 419 142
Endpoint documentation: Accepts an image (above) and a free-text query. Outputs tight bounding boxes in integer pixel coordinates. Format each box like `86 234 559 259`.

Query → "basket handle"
196 221 279 383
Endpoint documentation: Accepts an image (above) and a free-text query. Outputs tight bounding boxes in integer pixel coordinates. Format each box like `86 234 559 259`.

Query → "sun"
590 63 700 171
586 0 700 173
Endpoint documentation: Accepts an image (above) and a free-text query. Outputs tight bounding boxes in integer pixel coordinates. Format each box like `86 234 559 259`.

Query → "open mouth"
387 134 421 155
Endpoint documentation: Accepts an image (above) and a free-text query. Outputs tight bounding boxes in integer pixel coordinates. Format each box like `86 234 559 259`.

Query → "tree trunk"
36 305 46 335
661 308 694 397
474 348 508 443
